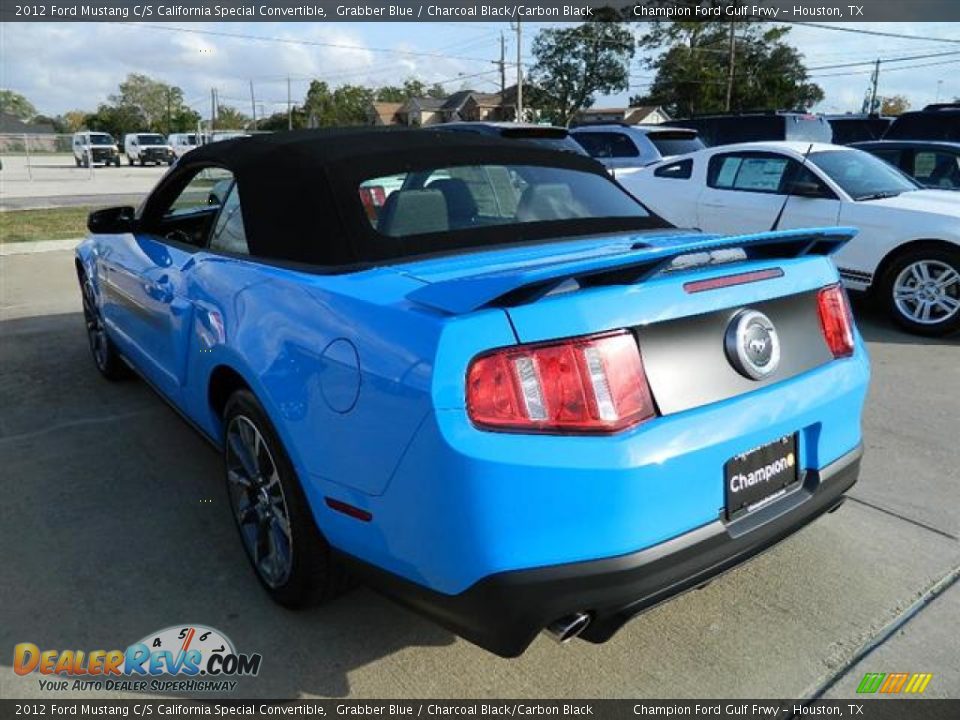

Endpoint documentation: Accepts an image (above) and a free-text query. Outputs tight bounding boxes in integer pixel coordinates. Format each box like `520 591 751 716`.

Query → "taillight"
466 331 657 434
817 285 855 358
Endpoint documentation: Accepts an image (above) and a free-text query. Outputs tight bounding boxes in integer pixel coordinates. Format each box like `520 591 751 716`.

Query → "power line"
808 49 960 71
788 22 960 45
810 57 960 79
115 22 513 65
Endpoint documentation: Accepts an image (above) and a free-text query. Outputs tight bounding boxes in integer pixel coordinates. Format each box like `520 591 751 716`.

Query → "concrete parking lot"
0 246 957 700
0 154 167 210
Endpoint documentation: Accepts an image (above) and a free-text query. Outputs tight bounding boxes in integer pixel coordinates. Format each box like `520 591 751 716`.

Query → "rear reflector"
467 331 657 434
684 268 784 293
817 285 855 358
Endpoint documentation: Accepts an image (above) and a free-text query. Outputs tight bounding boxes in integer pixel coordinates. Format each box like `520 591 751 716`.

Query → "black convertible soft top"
146 127 666 267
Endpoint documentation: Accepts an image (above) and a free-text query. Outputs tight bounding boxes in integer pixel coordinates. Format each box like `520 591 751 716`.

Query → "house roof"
409 97 446 111
370 102 402 123
575 106 671 124
0 112 55 134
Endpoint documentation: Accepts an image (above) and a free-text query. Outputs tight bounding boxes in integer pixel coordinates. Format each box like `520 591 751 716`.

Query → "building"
367 102 404 126
572 105 672 126
0 112 56 134
367 85 543 127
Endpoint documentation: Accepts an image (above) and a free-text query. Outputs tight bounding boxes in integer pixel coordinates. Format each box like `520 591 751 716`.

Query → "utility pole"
725 21 736 112
287 76 293 130
210 88 217 133
869 59 880 113
514 21 523 122
499 31 506 94
249 80 257 130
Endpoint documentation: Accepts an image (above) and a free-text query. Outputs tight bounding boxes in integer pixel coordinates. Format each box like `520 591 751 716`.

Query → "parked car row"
70 130 250 167
569 104 960 189
77 128 870 657
619 141 960 336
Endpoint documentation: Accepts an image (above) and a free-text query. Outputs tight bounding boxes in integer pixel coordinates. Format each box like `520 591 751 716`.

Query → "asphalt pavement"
0 247 957 700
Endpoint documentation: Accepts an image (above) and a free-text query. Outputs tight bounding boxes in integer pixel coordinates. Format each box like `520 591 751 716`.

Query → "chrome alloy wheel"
226 415 294 588
893 259 960 326
81 279 109 370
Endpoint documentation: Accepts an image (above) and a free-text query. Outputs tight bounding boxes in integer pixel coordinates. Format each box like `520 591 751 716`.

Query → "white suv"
124 133 175 166
72 132 120 167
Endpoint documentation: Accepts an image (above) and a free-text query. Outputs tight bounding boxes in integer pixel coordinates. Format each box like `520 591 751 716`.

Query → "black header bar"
3 1 960 23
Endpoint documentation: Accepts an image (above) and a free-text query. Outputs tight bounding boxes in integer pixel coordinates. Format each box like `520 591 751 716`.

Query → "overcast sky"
1 21 958 119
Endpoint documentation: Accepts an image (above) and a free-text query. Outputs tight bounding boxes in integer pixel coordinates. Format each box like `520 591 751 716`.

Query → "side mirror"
88 206 136 234
786 180 827 198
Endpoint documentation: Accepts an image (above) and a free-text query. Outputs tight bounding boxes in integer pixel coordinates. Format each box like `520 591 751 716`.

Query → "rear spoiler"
407 227 856 315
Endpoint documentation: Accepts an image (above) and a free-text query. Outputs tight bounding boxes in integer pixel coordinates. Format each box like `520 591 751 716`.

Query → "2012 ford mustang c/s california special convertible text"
76 129 870 657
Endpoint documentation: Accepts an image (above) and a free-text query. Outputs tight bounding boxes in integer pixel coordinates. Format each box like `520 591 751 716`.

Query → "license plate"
725 434 799 519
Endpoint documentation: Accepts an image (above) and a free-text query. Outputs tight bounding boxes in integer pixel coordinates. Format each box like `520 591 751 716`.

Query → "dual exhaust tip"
544 612 591 644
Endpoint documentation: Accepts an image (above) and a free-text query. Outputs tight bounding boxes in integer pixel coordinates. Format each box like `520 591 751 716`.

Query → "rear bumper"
338 445 861 657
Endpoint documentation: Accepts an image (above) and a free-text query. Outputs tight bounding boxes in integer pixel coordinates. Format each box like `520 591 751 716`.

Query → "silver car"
571 124 704 176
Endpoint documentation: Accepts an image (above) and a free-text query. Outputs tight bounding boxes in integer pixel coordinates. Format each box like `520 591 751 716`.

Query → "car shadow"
0 312 454 700
848 292 958 346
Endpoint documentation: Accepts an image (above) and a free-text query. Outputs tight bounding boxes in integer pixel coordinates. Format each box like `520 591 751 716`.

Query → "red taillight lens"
817 285 855 358
467 331 657 433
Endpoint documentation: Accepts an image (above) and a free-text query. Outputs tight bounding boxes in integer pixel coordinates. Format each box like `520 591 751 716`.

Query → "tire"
79 272 128 380
223 390 352 607
878 246 960 337
75 157 81 167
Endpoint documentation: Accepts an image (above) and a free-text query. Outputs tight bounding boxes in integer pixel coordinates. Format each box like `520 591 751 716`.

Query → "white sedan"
620 142 960 336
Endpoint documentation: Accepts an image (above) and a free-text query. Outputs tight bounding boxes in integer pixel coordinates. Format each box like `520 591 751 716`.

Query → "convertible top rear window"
360 164 651 239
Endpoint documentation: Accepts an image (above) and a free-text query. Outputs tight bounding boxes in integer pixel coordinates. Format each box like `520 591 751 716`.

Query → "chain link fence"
0 133 103 183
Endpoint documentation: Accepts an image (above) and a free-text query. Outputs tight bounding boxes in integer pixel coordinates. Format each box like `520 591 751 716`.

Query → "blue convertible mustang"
77 129 869 656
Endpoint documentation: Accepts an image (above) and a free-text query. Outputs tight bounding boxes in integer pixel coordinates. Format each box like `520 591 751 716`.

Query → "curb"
0 238 83 256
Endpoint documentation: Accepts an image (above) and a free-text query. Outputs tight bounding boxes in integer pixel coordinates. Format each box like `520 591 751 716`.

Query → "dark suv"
825 114 893 145
668 111 832 146
884 103 960 141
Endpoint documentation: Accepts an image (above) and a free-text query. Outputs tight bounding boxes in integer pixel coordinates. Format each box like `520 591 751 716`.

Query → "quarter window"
654 159 693 179
166 168 234 217
209 184 249 255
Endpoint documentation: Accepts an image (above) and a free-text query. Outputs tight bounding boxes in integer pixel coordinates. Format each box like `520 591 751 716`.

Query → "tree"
375 78 447 103
258 108 309 131
0 89 37 120
170 107 202 133
110 73 192 133
30 115 66 133
528 17 636 126
332 85 375 125
84 103 147 138
60 110 89 133
214 105 250 130
632 1 822 117
881 95 910 116
303 81 374 126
